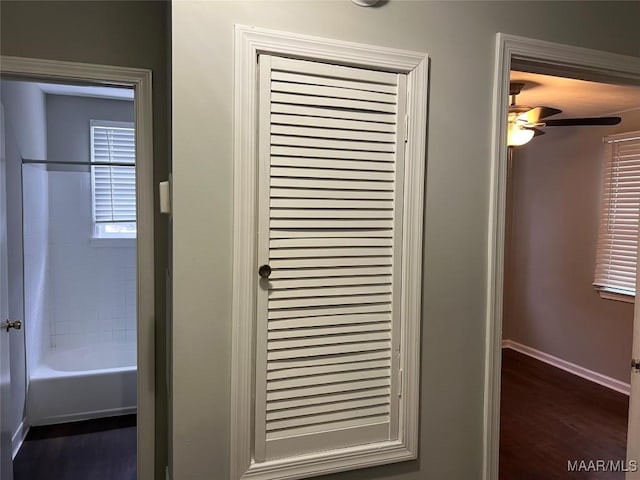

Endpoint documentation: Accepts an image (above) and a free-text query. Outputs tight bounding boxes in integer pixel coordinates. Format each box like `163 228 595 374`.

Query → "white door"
253 55 407 462
0 104 14 480
628 301 640 478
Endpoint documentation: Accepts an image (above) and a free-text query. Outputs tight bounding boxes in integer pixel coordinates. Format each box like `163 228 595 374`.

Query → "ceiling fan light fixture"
507 123 535 147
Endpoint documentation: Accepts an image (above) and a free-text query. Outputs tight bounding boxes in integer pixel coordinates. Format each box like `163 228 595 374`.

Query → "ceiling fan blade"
518 106 562 124
544 117 622 127
533 128 545 137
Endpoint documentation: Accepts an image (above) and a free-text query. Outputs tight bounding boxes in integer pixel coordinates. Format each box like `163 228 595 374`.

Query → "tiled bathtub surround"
47 170 136 349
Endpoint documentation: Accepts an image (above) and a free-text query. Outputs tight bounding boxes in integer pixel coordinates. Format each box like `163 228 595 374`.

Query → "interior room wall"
0 80 48 449
171 1 640 479
46 95 136 351
0 2 170 475
503 108 640 383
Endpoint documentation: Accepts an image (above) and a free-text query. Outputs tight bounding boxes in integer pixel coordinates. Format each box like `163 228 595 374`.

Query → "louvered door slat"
271 124 396 142
271 188 394 201
267 358 391 379
269 256 392 269
271 92 397 114
272 103 395 124
271 219 393 229
266 396 390 422
270 237 393 248
270 177 394 190
271 70 397 94
270 209 394 219
268 303 391 320
268 312 391 329
267 405 390 434
268 293 392 310
270 56 397 84
272 135 396 152
271 81 396 104
271 157 396 172
271 113 396 132
270 229 392 238
271 158 396 173
268 283 391 299
267 368 390 392
268 322 391 341
271 166 394 181
266 389 391 417
267 351 392 372
266 377 391 401
272 145 395 162
255 54 406 462
267 341 391 361
268 330 391 349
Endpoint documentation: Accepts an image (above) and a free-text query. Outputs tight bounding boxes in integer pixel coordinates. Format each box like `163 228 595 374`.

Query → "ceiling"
36 82 133 101
509 71 640 119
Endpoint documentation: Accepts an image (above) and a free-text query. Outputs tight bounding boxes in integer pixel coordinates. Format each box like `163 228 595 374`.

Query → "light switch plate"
159 180 171 214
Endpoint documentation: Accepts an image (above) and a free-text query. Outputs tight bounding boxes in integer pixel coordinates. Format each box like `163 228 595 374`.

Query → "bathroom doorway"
0 58 155 480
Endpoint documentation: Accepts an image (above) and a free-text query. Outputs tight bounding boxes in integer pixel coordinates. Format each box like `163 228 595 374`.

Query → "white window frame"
231 25 428 480
90 119 136 245
593 130 640 303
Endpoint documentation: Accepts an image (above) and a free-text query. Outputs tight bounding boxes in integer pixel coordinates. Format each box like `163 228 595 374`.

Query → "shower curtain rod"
22 158 135 168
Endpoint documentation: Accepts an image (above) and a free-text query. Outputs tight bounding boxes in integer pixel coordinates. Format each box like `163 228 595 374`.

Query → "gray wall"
171 1 640 479
0 80 47 448
0 2 169 477
503 109 640 383
47 95 134 163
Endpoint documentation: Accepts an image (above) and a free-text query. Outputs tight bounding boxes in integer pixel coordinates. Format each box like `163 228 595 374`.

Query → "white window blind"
594 131 640 297
90 120 136 237
254 55 406 462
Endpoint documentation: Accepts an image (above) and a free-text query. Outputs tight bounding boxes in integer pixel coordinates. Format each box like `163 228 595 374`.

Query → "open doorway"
0 58 155 480
3 78 137 479
499 71 640 478
484 35 640 480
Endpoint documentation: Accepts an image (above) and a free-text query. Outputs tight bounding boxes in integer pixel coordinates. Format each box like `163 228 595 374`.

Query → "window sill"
596 289 634 304
90 237 136 248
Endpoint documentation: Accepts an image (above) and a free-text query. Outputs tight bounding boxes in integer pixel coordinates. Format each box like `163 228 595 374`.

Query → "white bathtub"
28 343 137 425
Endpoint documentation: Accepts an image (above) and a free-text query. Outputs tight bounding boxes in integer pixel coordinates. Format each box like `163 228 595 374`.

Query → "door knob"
258 264 272 279
4 320 22 332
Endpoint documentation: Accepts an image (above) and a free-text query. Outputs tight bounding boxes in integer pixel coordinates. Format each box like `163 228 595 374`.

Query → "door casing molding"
0 55 156 480
484 34 640 480
231 24 428 480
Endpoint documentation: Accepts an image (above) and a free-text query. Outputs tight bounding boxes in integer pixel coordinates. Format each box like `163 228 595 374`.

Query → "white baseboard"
30 406 137 427
11 418 29 459
502 339 630 396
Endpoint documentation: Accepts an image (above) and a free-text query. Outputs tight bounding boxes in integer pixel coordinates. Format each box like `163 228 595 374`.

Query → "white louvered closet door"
255 55 407 462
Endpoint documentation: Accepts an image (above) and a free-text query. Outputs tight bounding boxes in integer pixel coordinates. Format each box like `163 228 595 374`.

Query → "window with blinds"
594 131 640 298
90 120 136 239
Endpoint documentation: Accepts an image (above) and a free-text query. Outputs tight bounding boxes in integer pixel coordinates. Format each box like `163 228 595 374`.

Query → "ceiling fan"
507 81 622 147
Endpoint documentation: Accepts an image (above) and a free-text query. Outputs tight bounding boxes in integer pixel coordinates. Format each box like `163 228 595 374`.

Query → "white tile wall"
22 164 50 368
47 170 136 350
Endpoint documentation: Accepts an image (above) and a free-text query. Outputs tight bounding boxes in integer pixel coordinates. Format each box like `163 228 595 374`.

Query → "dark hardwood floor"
13 414 136 480
500 349 629 480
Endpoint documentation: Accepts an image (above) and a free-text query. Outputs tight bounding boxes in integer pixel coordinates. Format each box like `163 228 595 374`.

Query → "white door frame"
483 34 640 480
0 56 155 480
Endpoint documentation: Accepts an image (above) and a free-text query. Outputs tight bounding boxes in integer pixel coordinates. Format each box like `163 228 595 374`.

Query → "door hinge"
632 359 640 372
404 114 409 142
398 369 403 397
